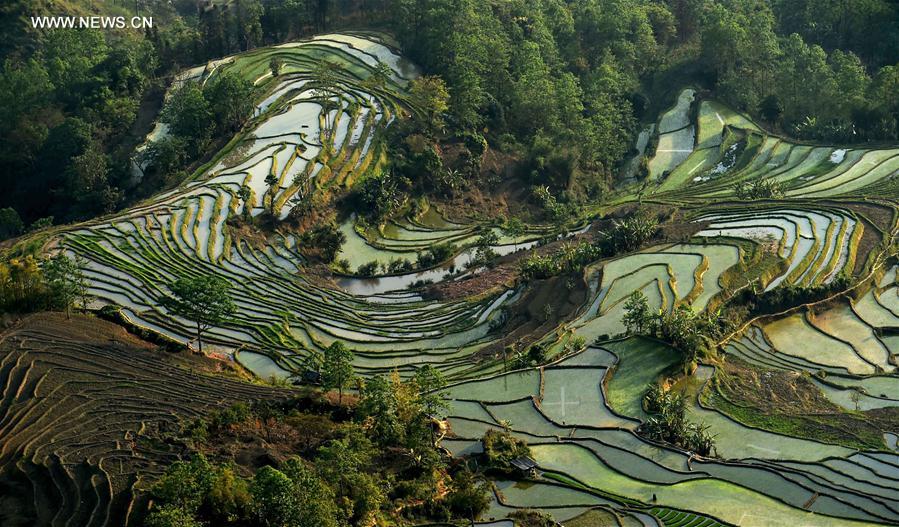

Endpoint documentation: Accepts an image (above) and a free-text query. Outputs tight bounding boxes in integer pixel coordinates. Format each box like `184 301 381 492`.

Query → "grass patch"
603 337 681 419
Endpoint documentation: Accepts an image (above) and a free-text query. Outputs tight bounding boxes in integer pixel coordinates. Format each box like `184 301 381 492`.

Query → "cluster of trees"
353 76 462 222
147 362 492 526
728 274 852 317
519 240 601 280
140 72 255 189
622 292 718 365
531 185 579 222
641 383 715 456
297 224 346 264
145 453 346 527
346 240 456 277
0 253 88 315
601 212 659 254
0 0 393 238
4 0 899 239
481 428 532 472
0 28 155 231
519 211 658 280
694 0 899 142
391 0 659 194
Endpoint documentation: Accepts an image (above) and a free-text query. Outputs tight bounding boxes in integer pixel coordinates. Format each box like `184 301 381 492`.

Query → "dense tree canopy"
1 0 898 237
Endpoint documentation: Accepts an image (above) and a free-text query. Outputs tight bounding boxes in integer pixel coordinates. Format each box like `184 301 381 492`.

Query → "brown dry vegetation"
476 274 588 362
710 358 893 450
0 313 292 527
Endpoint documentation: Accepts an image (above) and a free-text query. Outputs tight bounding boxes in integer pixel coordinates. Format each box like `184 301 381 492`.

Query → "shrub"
734 178 784 200
640 385 715 456
144 505 202 527
510 509 557 527
299 224 346 263
0 207 24 240
481 429 531 471
601 212 658 253
356 260 381 277
387 258 414 273
444 469 490 520
519 241 602 279
417 243 455 268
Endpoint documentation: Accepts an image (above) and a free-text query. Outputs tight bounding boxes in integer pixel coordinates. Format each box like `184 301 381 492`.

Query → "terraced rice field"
694 207 862 290
727 280 899 390
49 34 522 379
20 35 899 526
636 88 899 202
446 86 899 525
444 346 899 526
570 242 740 342
649 89 697 181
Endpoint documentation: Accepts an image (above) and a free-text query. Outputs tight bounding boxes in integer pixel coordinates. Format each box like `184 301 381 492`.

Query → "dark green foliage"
481 429 532 471
413 364 449 417
622 291 652 335
641 385 715 456
409 75 450 135
27 217 53 232
355 374 404 443
210 403 252 431
760 94 784 124
654 305 716 365
524 134 579 190
356 369 447 451
391 0 649 189
444 469 491 521
473 229 499 265
158 72 253 162
355 171 407 221
150 455 216 513
697 1 899 142
519 241 602 280
623 300 716 365
3 0 899 229
602 213 659 254
204 72 255 135
206 465 253 524
387 258 414 273
0 207 24 240
511 343 548 369
417 242 456 268
298 224 346 263
160 83 213 157
314 430 385 525
0 29 151 223
251 461 339 527
356 260 382 277
148 454 340 527
269 56 284 77
139 137 189 187
730 275 852 317
531 185 574 222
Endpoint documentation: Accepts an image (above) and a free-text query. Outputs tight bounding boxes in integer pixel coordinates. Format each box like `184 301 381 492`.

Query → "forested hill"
1 0 898 238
